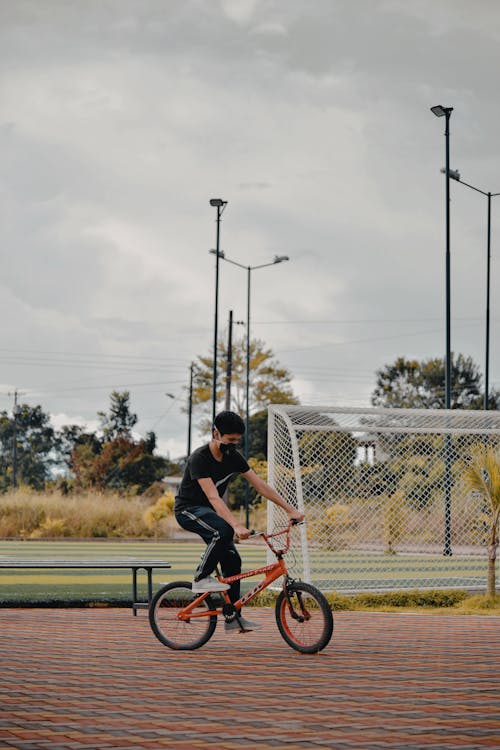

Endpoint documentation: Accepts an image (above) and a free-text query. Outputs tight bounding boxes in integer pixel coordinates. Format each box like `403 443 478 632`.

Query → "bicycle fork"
283 579 310 623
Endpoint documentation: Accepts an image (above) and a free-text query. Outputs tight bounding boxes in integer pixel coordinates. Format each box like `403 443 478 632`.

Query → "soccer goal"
267 405 500 592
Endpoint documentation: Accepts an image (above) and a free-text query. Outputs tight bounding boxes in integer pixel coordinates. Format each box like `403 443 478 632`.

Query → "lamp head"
209 198 227 207
209 248 225 258
431 105 453 118
273 254 289 264
440 167 461 181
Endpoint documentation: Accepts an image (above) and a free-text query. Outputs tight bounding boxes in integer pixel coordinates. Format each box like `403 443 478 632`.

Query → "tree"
190 337 298 431
56 424 101 473
69 393 173 494
247 410 268 459
0 404 56 490
462 444 500 598
371 354 500 410
71 434 170 494
98 391 137 440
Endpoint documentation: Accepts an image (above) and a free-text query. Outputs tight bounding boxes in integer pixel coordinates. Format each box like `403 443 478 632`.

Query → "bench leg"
132 568 138 616
132 568 153 616
147 568 153 605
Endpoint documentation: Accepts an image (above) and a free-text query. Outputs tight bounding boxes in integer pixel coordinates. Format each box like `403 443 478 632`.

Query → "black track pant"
175 506 242 604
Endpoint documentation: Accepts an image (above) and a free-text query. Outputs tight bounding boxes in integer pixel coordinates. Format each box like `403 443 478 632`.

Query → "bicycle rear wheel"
275 581 333 654
149 581 218 650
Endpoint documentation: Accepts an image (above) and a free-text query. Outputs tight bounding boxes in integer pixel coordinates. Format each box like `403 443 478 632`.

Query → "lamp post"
431 105 454 409
441 169 500 410
209 250 289 525
209 198 228 426
431 104 453 557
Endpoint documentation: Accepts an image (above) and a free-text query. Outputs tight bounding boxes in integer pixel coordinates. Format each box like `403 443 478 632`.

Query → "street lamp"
209 198 228 426
431 105 454 409
431 104 453 557
440 169 500 410
209 249 290 525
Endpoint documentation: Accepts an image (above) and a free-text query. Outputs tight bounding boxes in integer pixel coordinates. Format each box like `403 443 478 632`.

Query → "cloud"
1 0 499 452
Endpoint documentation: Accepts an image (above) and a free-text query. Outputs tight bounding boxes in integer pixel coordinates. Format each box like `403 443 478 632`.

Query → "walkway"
0 608 499 749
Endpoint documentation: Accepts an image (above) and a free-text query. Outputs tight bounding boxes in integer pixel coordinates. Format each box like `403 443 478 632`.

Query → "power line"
276 321 484 355
253 316 497 325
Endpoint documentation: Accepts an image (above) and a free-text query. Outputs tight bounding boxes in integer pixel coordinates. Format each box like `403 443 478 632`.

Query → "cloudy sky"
1 0 500 458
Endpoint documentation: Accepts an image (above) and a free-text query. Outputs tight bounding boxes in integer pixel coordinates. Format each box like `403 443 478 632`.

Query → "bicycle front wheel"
149 581 218 650
275 581 333 654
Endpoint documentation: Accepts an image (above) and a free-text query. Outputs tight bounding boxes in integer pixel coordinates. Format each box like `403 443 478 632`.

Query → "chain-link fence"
267 405 500 592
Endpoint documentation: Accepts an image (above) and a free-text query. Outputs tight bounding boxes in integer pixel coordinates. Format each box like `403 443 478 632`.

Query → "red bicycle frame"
177 521 296 621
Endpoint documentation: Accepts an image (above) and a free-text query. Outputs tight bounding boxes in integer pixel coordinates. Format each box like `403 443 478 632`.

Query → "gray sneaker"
192 576 230 593
224 615 261 633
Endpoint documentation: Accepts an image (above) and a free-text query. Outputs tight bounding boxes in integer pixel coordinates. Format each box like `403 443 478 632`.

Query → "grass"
1 538 499 614
0 489 156 538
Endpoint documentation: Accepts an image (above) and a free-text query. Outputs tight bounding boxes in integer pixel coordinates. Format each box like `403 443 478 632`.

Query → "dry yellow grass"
0 489 155 538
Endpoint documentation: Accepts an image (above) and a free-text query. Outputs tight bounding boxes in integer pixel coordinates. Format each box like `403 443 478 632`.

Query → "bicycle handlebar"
247 519 303 555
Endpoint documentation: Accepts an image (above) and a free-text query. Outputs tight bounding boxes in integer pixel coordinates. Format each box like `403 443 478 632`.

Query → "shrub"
30 517 69 538
143 492 176 538
351 589 467 608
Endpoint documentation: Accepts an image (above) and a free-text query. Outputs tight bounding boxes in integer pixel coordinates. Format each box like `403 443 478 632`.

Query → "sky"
1 0 500 460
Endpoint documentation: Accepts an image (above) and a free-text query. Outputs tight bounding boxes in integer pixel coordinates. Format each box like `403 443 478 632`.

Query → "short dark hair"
214 411 245 436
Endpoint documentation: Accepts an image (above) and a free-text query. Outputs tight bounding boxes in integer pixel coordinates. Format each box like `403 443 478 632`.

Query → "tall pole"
244 268 251 528
187 363 194 456
13 400 18 489
485 193 491 410
209 251 290 527
212 204 221 426
446 174 500 409
10 390 21 489
444 109 452 411
432 105 454 557
443 109 453 557
225 310 233 411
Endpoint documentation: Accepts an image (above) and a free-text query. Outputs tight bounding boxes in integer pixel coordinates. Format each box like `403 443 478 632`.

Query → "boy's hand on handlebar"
234 523 251 540
288 509 305 523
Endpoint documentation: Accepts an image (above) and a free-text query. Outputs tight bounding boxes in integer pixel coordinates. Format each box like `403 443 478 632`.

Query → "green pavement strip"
0 540 267 604
0 539 492 603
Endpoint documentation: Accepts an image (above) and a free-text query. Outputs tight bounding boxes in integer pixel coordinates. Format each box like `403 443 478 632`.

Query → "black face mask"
219 442 239 456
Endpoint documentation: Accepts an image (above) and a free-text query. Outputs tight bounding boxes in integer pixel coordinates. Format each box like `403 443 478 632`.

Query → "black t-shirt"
174 444 250 512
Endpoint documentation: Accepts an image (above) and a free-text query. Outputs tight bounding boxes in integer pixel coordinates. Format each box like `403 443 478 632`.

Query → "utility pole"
187 363 194 457
8 390 23 489
209 198 228 425
225 310 233 410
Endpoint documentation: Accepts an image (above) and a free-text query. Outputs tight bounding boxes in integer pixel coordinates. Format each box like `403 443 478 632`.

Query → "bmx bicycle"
149 520 333 653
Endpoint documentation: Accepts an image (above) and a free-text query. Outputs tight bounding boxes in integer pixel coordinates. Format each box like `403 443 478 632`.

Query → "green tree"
462 444 500 598
372 354 500 409
190 338 298 431
98 391 138 440
71 433 170 494
68 393 173 494
0 404 56 490
56 424 101 472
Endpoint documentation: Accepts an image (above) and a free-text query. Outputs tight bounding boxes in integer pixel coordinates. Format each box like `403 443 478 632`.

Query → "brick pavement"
0 608 499 749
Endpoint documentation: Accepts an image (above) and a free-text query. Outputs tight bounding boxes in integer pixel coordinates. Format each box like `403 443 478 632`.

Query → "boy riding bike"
174 410 304 633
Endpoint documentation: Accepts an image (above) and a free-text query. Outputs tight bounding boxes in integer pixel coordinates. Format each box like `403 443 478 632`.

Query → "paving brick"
1 609 499 748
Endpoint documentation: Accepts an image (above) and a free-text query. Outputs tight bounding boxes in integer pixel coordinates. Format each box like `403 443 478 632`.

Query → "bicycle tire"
275 581 333 654
149 581 218 650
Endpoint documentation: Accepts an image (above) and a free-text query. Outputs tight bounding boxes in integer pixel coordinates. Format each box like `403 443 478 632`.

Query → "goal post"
267 404 500 592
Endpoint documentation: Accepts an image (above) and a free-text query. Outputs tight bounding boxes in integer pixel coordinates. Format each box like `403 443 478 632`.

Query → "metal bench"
0 559 171 615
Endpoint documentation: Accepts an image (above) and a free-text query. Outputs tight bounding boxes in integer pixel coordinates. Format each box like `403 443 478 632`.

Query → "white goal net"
267 405 500 592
